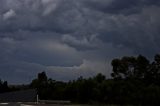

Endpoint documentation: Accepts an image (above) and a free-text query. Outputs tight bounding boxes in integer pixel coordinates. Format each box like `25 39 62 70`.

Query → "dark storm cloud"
83 0 138 15
0 0 160 83
62 34 99 50
0 0 74 34
84 0 160 15
97 6 160 56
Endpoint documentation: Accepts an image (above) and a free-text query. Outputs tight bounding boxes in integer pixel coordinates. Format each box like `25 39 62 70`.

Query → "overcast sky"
0 0 160 84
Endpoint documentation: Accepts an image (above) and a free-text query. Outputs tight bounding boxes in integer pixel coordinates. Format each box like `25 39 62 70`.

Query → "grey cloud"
0 0 64 33
3 9 16 20
83 0 160 15
98 6 160 56
0 0 83 33
1 36 82 67
62 34 99 50
0 61 46 84
46 59 108 81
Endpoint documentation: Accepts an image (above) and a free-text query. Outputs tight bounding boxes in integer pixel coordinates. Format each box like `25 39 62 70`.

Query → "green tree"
147 54 160 85
135 55 149 79
111 56 137 79
111 55 149 80
30 71 49 99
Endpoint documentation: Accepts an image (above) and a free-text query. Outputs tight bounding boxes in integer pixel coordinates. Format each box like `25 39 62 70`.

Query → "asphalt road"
0 103 87 106
0 103 56 106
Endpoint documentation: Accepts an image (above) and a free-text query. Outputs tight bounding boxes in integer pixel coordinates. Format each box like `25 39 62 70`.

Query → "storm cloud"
0 0 160 84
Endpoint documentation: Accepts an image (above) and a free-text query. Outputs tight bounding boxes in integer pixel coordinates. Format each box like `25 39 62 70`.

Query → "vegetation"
1 54 160 105
0 80 9 93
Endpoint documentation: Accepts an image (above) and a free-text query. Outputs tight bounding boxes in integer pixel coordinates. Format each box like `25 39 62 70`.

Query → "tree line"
1 54 160 105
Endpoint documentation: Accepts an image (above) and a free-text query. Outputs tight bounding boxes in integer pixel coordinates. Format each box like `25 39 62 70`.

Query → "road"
0 103 89 106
